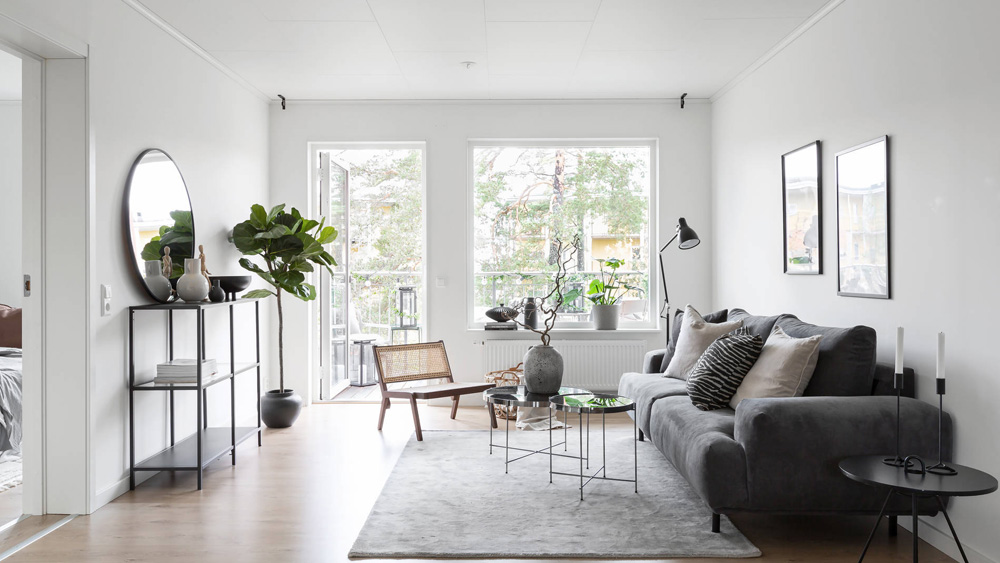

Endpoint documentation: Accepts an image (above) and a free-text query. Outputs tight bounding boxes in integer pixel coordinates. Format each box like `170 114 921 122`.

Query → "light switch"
101 284 112 317
435 277 446 288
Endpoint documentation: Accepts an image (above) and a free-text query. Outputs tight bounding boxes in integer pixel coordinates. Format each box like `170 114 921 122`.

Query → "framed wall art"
836 136 890 299
782 141 822 274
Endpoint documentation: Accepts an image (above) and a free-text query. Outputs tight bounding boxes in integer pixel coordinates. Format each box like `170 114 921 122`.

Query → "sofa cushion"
687 330 763 410
664 306 742 380
727 308 781 345
659 308 728 372
776 314 877 397
648 396 748 510
729 325 822 409
617 372 688 435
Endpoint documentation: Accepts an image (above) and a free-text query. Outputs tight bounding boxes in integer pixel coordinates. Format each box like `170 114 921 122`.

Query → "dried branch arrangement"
511 235 582 346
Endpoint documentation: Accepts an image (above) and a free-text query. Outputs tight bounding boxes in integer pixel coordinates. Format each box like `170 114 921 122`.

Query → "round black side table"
839 455 998 563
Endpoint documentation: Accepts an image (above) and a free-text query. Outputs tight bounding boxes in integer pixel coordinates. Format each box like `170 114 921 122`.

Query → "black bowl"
212 275 253 301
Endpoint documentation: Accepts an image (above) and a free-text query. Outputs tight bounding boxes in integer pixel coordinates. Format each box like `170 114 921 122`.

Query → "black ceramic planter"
261 389 303 428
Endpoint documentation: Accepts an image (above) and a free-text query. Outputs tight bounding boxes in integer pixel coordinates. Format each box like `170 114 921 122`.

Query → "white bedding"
0 349 22 459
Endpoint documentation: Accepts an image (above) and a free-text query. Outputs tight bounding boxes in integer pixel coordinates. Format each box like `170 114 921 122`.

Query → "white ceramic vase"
143 260 173 302
176 258 210 302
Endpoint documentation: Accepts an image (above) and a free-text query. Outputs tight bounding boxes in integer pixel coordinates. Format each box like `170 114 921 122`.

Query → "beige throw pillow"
729 325 822 409
663 305 743 381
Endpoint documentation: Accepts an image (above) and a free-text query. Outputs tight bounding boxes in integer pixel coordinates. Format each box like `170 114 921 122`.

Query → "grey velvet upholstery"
872 364 915 397
727 308 781 344
776 314 877 397
618 372 688 435
648 397 748 510
735 396 947 514
642 349 666 375
659 308 729 372
622 310 949 519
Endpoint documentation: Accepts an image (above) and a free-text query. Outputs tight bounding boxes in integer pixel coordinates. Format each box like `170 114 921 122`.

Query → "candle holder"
883 372 906 467
927 378 957 476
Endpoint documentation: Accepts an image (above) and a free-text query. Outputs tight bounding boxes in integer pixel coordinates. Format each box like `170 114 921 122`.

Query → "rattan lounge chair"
372 341 494 441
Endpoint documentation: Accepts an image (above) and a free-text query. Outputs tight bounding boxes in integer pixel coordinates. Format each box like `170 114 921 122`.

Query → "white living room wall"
712 0 1000 561
269 100 713 401
0 101 21 308
0 0 270 512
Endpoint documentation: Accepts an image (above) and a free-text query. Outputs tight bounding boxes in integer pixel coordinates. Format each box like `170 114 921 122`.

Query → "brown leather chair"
372 341 493 441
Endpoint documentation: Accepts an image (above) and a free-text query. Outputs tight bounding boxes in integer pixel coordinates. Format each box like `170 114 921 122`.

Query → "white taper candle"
937 332 946 380
895 327 904 374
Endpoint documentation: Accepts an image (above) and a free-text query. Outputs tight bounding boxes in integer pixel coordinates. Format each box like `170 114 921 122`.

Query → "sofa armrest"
734 396 951 513
642 349 667 374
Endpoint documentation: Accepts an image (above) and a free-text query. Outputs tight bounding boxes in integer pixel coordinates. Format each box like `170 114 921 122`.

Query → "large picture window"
470 141 655 327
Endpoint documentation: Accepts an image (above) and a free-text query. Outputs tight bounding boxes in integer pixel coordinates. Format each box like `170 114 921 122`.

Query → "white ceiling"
137 0 830 100
0 50 21 100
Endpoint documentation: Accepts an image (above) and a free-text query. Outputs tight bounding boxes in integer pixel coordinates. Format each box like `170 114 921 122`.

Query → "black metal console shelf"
129 298 263 490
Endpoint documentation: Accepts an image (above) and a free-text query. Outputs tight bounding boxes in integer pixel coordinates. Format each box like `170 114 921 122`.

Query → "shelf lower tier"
135 426 260 471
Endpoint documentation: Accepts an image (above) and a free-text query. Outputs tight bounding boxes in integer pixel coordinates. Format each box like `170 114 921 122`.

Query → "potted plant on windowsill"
585 257 641 330
509 236 582 394
232 204 337 428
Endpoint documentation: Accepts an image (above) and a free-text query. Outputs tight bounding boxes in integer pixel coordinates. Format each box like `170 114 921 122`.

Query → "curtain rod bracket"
278 94 286 110
680 93 687 109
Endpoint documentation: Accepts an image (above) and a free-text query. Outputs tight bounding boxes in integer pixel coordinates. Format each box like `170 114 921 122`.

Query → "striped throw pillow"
686 329 763 411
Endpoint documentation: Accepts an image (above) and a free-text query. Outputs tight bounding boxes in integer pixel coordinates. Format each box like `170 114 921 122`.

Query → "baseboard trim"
899 516 997 563
93 472 155 512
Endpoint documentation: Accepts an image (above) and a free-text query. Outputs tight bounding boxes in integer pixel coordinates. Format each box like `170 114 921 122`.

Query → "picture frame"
782 141 822 274
836 136 890 299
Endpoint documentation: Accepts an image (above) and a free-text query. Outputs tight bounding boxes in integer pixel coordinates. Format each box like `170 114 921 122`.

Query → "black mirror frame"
122 148 196 303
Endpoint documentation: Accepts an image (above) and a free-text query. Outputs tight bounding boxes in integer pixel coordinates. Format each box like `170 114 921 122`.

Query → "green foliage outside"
473 146 651 321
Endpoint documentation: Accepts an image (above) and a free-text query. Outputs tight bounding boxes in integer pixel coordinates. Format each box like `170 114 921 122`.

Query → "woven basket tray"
484 363 523 420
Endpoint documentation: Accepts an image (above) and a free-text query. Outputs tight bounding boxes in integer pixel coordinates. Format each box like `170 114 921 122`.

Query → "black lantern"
396 286 418 328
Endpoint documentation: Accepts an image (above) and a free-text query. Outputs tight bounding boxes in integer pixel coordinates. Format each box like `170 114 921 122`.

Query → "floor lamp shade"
677 218 700 250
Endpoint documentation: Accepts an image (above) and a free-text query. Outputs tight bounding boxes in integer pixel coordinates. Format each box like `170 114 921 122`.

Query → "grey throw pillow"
663 305 743 381
687 329 763 410
659 308 728 372
729 325 822 409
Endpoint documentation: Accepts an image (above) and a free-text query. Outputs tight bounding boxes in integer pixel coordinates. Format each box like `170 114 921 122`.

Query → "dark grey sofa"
619 308 951 532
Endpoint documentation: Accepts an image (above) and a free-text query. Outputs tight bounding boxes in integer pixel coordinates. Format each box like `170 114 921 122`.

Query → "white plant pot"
591 304 622 330
176 258 210 302
143 260 173 302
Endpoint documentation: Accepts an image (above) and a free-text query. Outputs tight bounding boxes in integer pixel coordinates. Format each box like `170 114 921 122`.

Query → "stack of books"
155 359 219 384
485 322 518 331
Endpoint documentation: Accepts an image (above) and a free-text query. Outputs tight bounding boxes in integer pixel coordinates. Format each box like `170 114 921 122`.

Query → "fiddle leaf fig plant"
232 204 338 392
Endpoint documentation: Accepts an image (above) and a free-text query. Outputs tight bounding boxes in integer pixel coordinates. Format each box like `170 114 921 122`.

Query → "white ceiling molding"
122 0 272 102
709 0 847 103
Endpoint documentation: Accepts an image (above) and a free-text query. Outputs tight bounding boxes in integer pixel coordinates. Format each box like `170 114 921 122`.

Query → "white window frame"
467 138 659 331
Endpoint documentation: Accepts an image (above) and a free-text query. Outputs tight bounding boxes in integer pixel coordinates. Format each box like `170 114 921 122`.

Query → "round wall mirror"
123 149 195 303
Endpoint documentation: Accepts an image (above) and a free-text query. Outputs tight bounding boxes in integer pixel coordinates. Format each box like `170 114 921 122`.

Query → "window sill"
468 327 662 337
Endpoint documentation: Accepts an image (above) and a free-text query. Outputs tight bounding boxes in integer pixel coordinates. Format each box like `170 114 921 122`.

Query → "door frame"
307 142 428 403
1 22 91 516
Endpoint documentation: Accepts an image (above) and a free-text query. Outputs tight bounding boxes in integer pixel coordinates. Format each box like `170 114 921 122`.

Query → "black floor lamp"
658 217 700 347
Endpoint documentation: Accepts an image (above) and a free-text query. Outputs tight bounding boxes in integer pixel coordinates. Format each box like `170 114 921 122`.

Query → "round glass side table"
549 393 637 500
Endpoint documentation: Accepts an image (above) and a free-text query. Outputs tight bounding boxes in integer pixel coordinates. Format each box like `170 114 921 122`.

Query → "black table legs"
857 493 969 563
936 496 970 563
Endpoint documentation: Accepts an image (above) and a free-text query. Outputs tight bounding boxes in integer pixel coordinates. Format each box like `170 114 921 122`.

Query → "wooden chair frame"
372 341 493 441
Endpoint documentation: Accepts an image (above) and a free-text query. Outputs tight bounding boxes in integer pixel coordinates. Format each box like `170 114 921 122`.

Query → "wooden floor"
7 404 955 562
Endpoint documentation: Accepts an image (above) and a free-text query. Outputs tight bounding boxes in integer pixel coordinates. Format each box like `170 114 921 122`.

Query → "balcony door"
314 144 426 402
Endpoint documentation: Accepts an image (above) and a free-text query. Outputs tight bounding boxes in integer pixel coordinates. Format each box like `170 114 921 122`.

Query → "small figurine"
199 244 212 286
161 246 173 278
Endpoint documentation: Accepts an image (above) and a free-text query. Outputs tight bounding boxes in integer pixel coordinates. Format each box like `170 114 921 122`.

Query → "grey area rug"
350 430 760 559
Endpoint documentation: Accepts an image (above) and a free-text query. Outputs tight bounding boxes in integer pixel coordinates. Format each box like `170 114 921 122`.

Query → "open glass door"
318 154 350 400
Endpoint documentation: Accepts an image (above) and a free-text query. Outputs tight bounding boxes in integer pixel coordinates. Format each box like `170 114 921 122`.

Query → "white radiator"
483 340 646 392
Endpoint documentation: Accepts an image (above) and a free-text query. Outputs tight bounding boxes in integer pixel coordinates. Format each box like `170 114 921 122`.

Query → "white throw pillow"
729 325 822 409
663 305 743 381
